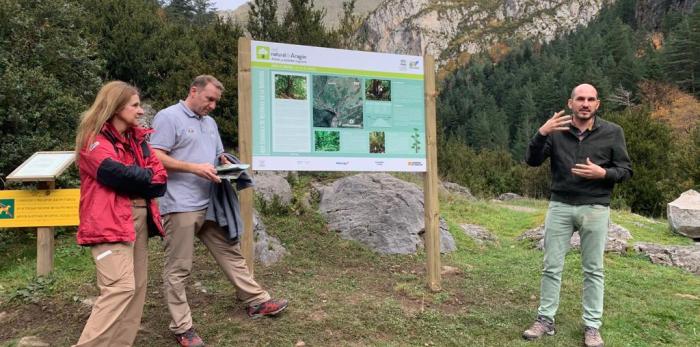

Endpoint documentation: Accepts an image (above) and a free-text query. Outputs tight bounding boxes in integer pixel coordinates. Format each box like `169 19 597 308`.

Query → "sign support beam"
423 56 441 291
36 181 55 276
238 37 255 272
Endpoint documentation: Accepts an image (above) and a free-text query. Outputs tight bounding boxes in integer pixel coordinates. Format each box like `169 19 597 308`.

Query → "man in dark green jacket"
522 84 632 347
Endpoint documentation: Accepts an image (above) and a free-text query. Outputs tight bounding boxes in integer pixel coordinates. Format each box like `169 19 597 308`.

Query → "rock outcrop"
635 242 700 275
518 223 632 253
254 210 287 266
318 173 456 254
359 0 612 68
254 171 293 206
440 181 475 200
461 224 498 244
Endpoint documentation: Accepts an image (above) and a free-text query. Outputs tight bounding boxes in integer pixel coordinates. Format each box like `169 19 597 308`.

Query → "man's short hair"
191 75 224 92
571 83 598 99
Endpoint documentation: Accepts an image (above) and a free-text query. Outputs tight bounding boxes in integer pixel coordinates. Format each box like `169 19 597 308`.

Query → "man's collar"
179 100 201 119
570 115 598 133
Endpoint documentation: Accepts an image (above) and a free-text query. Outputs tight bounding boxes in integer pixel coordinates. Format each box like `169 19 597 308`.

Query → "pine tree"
247 0 284 42
661 5 700 96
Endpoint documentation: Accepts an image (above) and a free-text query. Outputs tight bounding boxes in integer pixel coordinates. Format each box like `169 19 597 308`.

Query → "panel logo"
256 46 271 60
0 199 15 219
409 60 421 70
407 161 424 167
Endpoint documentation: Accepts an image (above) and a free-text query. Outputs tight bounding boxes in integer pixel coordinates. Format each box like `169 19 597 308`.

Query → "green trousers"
537 201 610 329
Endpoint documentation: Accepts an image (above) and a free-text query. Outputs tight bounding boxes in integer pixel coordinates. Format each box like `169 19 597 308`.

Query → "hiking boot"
522 315 555 340
174 327 205 347
584 326 604 347
246 298 289 318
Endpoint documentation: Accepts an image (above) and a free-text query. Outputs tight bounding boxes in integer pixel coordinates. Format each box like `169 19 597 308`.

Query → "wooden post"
238 37 255 272
423 56 441 291
36 181 55 276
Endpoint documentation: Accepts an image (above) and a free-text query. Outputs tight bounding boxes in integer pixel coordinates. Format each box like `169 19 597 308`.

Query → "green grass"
1 189 699 346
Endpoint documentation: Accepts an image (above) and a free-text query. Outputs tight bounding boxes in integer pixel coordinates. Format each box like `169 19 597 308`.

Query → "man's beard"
574 109 595 121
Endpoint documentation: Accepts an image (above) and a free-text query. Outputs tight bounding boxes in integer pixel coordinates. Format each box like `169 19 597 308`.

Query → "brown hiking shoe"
584 326 604 347
522 316 555 340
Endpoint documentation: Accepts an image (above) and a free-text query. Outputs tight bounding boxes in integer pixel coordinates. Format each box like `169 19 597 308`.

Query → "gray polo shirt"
150 101 224 215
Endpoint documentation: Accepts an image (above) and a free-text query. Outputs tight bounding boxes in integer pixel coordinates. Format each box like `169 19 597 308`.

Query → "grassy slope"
0 179 698 346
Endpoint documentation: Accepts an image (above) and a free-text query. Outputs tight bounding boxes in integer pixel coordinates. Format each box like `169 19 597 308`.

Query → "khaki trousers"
162 210 270 334
74 206 148 347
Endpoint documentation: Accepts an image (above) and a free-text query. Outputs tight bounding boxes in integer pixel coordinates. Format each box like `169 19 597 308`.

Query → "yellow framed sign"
0 189 79 228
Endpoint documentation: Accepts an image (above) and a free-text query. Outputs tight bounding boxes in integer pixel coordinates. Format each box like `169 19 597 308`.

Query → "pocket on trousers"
93 247 134 287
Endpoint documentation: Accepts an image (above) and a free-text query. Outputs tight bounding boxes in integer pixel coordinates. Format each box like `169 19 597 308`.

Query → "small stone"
675 293 699 300
81 297 97 308
0 311 7 323
497 192 522 201
460 224 498 244
440 265 461 275
194 281 208 294
295 340 306 347
17 336 49 347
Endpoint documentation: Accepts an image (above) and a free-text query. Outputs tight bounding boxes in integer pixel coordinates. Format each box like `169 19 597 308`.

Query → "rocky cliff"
358 0 613 69
220 0 381 28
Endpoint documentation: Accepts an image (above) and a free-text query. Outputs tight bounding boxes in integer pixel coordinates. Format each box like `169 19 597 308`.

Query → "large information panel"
251 41 426 172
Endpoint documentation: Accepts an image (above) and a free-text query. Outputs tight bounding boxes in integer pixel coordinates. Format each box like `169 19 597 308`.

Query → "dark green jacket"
525 117 632 205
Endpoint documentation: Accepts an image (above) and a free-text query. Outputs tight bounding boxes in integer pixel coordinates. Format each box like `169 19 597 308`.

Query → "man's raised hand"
538 110 572 136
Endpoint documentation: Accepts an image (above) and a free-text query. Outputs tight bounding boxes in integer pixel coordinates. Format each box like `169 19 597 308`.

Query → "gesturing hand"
571 158 606 180
538 110 572 136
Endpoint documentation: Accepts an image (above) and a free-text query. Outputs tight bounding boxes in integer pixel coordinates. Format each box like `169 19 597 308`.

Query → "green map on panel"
312 76 363 128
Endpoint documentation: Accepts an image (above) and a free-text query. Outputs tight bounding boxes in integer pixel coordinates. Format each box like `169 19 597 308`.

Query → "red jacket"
77 123 167 245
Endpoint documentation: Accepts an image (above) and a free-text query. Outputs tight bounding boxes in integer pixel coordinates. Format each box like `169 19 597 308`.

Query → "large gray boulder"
254 172 293 206
517 223 632 253
668 190 700 238
318 173 456 254
253 210 287 266
635 243 700 275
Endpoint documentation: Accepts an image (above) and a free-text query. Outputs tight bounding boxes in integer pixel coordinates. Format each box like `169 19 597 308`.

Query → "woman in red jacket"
73 81 167 347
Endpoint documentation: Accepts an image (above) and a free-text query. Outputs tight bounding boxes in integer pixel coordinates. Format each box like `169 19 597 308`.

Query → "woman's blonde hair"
75 81 138 162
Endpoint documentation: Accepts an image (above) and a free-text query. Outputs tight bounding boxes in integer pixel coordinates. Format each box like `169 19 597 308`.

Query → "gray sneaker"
584 326 604 347
522 316 555 340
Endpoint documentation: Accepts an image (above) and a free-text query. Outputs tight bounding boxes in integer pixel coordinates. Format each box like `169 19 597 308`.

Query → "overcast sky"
212 0 248 11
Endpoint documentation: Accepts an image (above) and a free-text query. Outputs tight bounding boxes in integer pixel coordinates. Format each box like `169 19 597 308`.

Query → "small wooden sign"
0 189 80 228
6 151 75 182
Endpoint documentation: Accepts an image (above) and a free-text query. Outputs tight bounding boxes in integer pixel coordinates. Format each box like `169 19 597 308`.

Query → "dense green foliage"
0 0 102 181
314 130 340 151
438 0 699 216
0 0 347 184
80 0 244 146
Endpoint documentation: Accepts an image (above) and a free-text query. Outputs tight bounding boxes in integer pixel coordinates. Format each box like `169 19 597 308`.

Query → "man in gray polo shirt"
150 75 287 347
